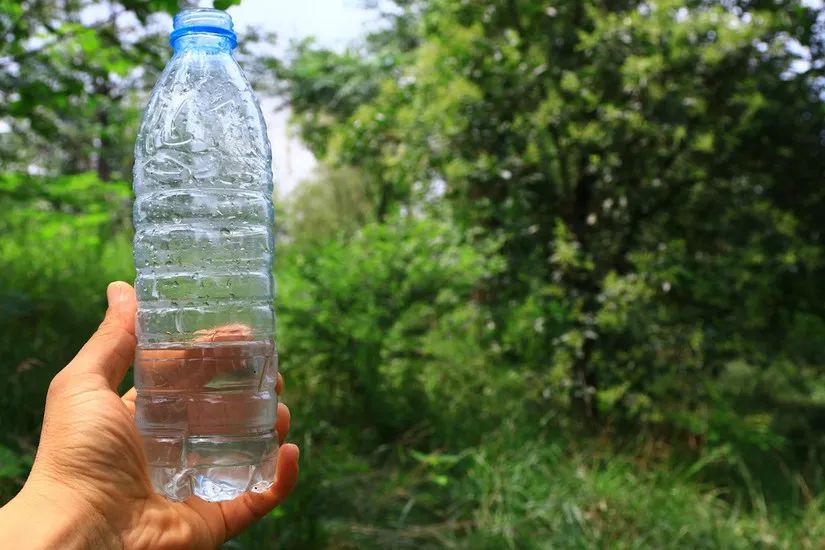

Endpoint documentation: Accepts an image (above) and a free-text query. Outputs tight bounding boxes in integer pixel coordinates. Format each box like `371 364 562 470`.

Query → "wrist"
1 482 121 549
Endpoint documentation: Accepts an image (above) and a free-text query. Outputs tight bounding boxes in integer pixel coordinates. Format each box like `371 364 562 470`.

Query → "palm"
30 283 298 549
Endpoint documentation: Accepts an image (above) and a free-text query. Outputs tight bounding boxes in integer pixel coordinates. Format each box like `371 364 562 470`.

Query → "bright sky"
226 0 379 54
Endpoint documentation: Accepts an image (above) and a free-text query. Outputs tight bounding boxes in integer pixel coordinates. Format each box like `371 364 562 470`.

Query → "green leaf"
77 29 100 54
0 446 28 479
431 474 449 487
213 0 241 10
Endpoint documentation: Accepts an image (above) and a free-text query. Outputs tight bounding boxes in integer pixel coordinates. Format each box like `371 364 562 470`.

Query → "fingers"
121 387 137 415
122 395 290 441
276 373 283 395
219 444 300 541
276 402 290 445
64 282 137 391
193 324 252 344
136 324 270 392
270 444 300 506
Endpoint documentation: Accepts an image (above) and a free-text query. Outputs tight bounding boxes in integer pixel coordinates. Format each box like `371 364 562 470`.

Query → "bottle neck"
172 33 234 54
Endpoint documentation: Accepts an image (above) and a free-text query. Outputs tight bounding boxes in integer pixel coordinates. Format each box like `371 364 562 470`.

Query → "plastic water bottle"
132 8 277 502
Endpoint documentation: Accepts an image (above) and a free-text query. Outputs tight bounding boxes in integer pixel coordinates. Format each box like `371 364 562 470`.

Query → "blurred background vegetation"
2 0 825 548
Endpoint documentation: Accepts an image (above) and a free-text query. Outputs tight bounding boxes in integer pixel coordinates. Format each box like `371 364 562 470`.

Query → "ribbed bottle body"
133 26 277 502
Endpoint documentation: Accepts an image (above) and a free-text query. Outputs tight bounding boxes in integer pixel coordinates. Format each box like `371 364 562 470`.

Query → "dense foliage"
3 0 825 548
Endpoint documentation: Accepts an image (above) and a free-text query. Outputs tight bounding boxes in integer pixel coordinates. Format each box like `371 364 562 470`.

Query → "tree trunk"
568 164 600 422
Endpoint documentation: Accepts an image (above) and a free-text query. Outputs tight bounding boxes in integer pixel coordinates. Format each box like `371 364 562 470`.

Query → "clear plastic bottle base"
135 342 279 502
147 441 278 502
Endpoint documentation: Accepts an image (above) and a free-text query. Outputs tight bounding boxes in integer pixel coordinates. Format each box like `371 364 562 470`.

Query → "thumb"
66 282 137 391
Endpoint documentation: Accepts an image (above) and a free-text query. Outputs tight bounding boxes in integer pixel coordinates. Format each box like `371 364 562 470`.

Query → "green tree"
283 166 377 243
281 0 825 456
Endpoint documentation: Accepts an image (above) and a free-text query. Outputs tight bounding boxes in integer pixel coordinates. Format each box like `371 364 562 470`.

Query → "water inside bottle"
134 336 278 502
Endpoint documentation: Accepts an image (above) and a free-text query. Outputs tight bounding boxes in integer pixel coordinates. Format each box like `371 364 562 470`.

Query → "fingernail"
106 282 124 306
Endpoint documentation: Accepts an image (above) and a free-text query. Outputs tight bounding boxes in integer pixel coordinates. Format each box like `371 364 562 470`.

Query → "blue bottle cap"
169 8 237 49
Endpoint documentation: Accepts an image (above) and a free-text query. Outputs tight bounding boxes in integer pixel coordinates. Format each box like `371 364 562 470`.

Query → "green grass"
227 428 825 549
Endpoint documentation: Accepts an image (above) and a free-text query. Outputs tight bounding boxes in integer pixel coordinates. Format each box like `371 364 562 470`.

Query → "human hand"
0 282 299 549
